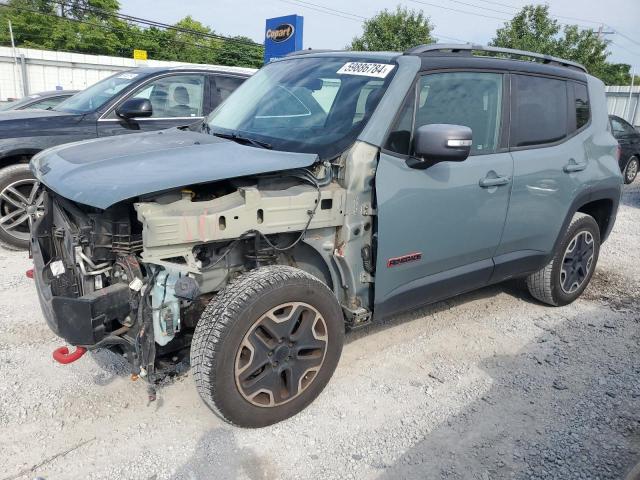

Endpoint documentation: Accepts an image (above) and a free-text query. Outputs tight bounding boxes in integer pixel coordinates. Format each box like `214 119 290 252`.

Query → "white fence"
605 86 640 127
0 46 238 101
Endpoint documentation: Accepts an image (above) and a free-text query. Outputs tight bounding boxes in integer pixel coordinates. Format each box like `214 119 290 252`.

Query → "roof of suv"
285 44 588 81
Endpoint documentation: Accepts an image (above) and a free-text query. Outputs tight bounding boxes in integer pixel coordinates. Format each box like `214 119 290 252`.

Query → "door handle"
479 176 510 188
563 160 586 173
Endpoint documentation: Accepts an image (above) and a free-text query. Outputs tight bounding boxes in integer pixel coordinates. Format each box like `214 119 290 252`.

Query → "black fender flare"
547 184 621 264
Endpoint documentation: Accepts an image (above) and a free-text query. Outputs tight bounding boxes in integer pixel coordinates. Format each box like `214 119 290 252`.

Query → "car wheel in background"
526 212 601 306
0 164 43 250
624 156 638 184
191 265 344 428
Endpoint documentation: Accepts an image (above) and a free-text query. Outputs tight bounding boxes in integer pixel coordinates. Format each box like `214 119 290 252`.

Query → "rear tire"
191 265 344 427
0 163 41 250
624 156 638 184
526 213 600 306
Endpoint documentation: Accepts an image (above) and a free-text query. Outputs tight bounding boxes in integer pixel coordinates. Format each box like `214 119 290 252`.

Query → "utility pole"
597 24 615 40
8 20 22 98
626 67 636 123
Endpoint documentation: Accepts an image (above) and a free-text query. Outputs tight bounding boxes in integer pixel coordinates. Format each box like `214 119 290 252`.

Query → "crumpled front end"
29 141 377 382
31 190 152 373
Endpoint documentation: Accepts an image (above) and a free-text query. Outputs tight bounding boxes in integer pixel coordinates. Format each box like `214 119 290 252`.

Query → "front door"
375 71 513 317
97 73 207 136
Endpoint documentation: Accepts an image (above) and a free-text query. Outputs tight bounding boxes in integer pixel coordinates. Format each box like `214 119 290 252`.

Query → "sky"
119 0 640 74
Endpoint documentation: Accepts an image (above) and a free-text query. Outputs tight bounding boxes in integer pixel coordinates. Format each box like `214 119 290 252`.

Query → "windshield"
206 57 397 159
55 71 141 114
0 100 19 111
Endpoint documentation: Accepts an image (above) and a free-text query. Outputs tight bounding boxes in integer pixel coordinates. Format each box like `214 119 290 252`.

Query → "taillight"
616 144 622 162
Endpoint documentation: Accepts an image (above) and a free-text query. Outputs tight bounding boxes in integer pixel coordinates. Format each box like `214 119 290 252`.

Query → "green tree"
215 35 263 68
0 1 263 68
0 0 128 56
348 5 434 52
161 16 219 64
491 4 632 85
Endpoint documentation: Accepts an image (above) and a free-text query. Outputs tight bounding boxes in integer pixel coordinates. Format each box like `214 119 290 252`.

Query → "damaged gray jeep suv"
30 45 622 427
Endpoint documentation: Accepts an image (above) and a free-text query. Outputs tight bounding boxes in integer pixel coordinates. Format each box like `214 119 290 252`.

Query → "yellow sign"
133 49 148 60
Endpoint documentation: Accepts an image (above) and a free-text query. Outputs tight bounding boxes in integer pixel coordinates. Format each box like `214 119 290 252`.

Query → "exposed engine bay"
30 142 378 385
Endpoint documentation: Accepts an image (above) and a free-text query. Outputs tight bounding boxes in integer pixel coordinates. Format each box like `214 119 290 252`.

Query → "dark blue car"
0 64 254 249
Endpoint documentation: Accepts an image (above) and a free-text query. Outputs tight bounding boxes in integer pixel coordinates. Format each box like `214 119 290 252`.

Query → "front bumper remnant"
51 283 131 345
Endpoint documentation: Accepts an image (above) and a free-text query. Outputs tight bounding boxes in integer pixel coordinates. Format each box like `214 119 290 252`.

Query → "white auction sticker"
337 62 395 78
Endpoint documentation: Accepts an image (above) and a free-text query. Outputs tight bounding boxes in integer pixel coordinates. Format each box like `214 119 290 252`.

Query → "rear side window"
212 76 245 105
511 75 567 147
573 82 590 130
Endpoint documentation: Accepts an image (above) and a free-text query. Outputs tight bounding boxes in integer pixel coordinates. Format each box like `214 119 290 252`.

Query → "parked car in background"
0 90 79 112
0 64 254 249
30 45 621 427
609 114 639 184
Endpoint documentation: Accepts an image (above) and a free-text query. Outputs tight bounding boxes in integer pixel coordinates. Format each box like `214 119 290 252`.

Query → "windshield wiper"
212 131 272 150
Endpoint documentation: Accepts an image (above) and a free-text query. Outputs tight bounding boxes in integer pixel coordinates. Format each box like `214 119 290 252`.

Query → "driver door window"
129 74 205 118
386 72 503 155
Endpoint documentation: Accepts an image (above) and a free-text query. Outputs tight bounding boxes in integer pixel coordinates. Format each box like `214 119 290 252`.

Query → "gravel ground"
1 184 639 480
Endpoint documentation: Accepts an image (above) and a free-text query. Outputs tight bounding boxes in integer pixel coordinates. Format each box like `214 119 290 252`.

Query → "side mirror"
116 98 153 120
408 124 472 169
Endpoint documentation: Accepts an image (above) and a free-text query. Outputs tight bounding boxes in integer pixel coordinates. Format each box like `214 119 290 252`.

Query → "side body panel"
495 74 621 279
374 151 513 317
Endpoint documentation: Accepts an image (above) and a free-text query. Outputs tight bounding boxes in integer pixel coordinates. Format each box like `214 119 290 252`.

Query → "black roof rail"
404 43 588 73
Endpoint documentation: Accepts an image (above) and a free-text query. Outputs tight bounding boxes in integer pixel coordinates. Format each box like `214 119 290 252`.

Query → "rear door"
374 70 513 316
493 74 592 279
97 73 208 136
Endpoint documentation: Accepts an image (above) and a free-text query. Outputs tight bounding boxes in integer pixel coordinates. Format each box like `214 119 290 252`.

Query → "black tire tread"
526 212 593 306
190 265 336 426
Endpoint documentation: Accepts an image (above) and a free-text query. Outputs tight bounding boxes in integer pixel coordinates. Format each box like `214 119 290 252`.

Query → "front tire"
191 266 344 427
0 164 42 250
624 156 638 184
526 213 600 306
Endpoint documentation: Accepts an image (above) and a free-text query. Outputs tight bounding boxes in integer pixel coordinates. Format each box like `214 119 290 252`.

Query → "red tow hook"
26 268 34 279
53 346 87 364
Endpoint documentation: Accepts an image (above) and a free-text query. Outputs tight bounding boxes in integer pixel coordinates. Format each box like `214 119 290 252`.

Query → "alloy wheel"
560 230 595 294
235 302 328 407
626 158 638 183
0 179 44 244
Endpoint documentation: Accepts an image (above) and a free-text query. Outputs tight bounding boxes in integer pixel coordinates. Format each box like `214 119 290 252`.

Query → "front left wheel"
0 164 43 250
191 265 344 428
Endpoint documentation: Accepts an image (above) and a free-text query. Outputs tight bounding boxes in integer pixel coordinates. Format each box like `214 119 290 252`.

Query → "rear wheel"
624 156 638 184
191 265 344 427
0 164 43 250
526 213 600 306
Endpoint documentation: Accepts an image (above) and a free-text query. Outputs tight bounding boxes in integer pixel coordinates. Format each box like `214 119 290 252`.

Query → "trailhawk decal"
337 62 395 78
387 252 423 268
